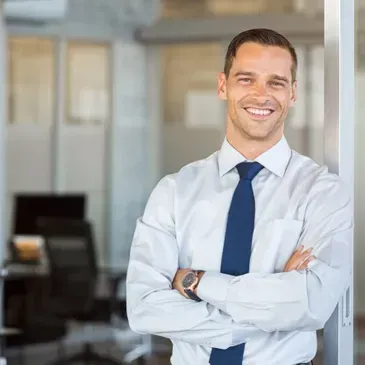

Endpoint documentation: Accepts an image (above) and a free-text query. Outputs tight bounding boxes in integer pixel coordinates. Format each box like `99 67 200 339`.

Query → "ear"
217 72 227 100
289 80 297 107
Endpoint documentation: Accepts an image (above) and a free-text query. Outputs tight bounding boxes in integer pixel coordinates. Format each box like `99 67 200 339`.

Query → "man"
126 28 352 365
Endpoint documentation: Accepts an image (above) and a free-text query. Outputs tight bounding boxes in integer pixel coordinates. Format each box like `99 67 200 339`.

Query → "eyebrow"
233 71 256 78
271 75 290 84
233 71 290 84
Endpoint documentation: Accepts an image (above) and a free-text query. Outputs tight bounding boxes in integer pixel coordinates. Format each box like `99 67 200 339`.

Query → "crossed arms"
126 175 352 349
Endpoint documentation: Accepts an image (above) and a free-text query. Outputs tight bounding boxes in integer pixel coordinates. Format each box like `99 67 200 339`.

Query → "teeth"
246 108 272 116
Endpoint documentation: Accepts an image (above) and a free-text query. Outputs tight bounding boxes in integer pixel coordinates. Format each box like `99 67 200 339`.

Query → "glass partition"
8 37 55 124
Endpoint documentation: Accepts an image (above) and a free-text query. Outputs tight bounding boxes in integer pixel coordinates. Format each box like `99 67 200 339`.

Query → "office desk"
1 262 132 365
3 262 127 323
0 327 21 361
4 262 126 296
5 263 48 280
3 263 49 332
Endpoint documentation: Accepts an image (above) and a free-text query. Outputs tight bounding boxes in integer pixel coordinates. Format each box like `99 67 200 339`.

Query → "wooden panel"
207 0 293 14
161 0 294 18
137 13 325 45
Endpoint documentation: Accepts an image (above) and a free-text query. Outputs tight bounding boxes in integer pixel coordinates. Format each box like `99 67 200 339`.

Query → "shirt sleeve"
197 174 353 332
126 175 266 349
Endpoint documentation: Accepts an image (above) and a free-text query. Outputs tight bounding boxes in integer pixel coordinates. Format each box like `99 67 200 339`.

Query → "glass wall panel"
161 43 224 175
8 37 55 124
66 42 109 125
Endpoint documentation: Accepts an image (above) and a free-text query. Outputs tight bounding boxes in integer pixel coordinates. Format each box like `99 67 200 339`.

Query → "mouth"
244 107 275 120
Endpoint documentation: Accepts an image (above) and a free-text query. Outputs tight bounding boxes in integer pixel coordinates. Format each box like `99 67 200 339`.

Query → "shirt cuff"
197 272 233 313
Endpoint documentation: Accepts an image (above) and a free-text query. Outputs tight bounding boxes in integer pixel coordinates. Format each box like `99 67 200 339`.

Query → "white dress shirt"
126 137 352 365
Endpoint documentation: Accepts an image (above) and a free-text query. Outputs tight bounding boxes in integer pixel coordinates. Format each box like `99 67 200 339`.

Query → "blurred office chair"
36 217 129 365
3 266 67 364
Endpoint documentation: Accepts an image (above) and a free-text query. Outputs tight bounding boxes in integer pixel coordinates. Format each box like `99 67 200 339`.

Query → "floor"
4 319 365 365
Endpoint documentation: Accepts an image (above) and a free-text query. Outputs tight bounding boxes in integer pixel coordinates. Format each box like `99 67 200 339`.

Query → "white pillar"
0 5 7 364
0 0 7 263
52 39 66 193
108 41 149 270
146 44 163 191
324 0 355 364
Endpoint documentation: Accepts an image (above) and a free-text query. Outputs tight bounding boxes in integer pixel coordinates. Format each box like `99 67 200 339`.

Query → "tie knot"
236 162 263 181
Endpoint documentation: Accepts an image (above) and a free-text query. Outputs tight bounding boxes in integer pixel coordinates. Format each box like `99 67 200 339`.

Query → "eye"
238 78 252 84
270 81 285 87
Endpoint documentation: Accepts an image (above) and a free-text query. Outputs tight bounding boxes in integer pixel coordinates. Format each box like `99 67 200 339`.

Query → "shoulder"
290 150 351 214
291 150 347 189
176 151 219 181
144 150 219 216
153 151 219 191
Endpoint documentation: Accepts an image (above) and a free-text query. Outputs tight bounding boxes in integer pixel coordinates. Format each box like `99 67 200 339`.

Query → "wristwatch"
181 270 202 302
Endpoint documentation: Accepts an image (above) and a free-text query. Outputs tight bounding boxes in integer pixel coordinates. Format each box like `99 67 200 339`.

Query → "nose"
252 83 269 101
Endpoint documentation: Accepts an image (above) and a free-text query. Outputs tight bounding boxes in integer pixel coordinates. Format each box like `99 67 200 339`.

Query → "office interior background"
0 0 364 364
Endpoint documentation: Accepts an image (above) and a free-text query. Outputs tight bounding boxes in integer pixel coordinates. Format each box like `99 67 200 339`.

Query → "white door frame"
323 1 355 364
0 5 7 364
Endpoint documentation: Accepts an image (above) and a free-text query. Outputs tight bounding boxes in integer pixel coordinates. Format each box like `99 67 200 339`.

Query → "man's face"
218 42 297 142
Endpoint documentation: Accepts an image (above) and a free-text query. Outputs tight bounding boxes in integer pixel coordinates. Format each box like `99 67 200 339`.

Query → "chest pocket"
251 219 304 273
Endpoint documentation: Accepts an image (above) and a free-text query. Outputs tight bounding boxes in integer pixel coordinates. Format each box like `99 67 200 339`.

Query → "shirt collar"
218 136 292 178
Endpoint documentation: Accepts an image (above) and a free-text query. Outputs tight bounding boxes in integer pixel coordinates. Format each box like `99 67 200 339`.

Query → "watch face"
182 272 196 289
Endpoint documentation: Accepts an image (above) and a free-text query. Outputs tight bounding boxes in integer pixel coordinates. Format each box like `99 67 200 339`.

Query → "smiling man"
222 35 297 159
126 29 352 365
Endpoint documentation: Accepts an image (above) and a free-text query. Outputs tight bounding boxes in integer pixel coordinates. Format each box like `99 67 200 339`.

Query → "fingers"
296 246 315 269
295 245 312 256
283 245 316 272
297 255 316 270
295 246 313 262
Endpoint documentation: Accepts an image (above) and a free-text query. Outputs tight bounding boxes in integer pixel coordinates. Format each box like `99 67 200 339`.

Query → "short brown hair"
224 28 298 82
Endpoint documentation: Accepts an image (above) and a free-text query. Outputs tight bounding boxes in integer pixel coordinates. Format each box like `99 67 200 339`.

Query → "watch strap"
184 289 202 302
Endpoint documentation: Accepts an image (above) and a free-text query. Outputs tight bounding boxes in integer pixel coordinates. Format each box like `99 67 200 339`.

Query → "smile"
245 107 274 116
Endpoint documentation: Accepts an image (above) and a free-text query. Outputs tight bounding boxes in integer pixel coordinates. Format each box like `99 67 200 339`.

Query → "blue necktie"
209 161 264 365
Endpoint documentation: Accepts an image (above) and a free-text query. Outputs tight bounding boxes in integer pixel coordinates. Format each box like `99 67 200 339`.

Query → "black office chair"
3 265 67 364
36 217 125 365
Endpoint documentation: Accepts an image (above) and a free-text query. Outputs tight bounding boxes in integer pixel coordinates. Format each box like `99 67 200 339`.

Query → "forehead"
230 42 293 78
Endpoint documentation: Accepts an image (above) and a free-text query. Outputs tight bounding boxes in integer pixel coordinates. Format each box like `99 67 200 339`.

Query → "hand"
172 269 205 299
283 245 316 272
172 268 192 299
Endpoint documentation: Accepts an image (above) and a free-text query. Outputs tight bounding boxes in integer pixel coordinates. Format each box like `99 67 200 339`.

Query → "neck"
226 123 283 160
